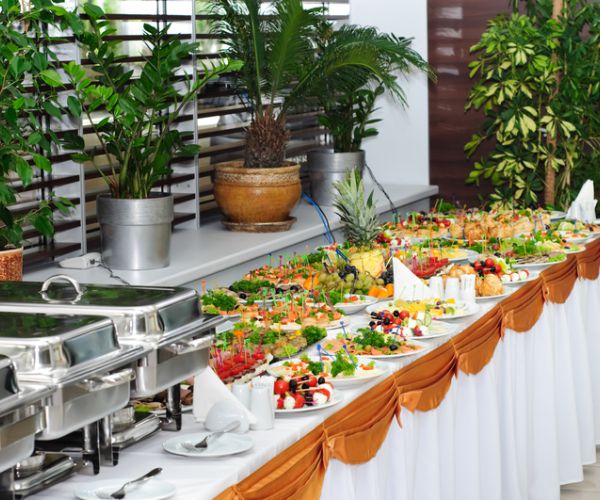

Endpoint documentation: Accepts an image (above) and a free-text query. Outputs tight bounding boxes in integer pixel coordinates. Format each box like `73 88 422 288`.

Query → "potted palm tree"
0 0 73 280
64 5 238 269
307 23 434 206
209 0 412 231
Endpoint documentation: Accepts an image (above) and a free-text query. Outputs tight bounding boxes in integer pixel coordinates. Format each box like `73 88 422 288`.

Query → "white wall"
350 0 430 186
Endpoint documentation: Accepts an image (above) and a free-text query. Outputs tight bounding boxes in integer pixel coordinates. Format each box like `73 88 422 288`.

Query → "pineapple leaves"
333 170 381 248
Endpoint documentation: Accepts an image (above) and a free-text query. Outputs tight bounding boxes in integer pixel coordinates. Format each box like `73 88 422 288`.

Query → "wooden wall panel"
428 0 509 206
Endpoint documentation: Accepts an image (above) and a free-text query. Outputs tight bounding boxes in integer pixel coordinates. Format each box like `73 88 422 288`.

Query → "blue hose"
302 192 335 244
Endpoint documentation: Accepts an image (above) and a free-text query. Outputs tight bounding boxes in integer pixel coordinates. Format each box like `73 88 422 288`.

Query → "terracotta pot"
0 247 23 281
214 161 301 226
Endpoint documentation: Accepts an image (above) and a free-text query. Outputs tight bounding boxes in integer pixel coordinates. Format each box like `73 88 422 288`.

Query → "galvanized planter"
306 149 366 206
97 193 174 271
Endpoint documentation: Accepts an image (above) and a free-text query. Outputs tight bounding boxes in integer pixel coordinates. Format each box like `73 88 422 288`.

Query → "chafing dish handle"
40 274 83 303
163 335 214 355
76 368 135 392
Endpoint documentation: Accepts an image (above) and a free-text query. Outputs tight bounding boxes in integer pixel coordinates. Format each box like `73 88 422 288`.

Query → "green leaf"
33 154 51 172
43 101 62 119
39 69 63 88
67 96 82 117
83 3 105 19
15 157 33 186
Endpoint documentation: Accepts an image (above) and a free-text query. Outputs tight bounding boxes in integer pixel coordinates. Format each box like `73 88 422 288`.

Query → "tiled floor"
560 447 600 499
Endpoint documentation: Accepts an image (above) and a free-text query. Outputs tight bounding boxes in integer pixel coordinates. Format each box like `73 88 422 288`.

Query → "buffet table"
31 238 600 500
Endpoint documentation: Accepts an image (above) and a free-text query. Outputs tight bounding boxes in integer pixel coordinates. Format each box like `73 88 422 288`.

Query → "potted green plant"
209 0 417 231
0 0 74 280
63 4 238 270
307 23 434 206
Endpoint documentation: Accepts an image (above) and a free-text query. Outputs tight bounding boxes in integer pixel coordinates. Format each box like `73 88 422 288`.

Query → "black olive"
370 312 378 318
275 288 283 294
289 379 298 392
489 266 496 273
494 252 501 257
390 344 399 351
301 382 310 390
301 375 309 381
383 318 391 325
369 320 376 328
393 310 400 317
317 376 326 385
239 292 247 299
304 393 313 401
290 285 299 292
376 320 382 326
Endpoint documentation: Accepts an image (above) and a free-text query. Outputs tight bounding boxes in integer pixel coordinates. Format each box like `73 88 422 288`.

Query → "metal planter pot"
306 149 366 206
97 193 174 271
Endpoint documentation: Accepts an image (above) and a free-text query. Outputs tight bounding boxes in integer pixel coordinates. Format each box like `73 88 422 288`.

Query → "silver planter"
306 149 366 206
97 193 174 270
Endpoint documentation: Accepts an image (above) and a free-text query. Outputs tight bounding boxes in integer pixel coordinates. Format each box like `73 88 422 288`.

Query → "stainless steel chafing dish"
0 276 222 430
0 312 142 441
0 355 52 475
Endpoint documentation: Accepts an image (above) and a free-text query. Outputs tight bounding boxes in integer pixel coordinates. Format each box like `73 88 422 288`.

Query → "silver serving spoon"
184 421 240 451
107 467 162 499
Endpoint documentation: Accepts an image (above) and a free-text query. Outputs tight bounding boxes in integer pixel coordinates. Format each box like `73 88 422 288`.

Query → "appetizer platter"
273 373 341 412
320 330 428 359
268 353 386 388
366 298 479 321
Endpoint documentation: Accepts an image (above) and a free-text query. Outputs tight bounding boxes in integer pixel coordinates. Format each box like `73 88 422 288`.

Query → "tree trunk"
544 0 563 207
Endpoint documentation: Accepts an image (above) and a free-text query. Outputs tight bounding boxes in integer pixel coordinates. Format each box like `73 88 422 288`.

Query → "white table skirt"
320 277 600 500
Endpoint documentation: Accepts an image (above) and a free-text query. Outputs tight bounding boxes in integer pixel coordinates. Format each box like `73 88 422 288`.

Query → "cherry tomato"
294 394 305 408
485 258 495 268
399 310 410 320
274 379 289 396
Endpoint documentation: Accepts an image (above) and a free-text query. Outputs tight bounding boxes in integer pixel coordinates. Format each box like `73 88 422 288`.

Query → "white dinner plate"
275 395 343 414
476 290 513 302
550 210 567 221
267 357 387 388
163 432 254 458
75 478 176 500
449 250 480 263
366 301 479 321
359 340 430 359
512 259 566 270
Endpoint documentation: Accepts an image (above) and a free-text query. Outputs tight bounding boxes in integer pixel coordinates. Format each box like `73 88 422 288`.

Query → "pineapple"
333 170 385 277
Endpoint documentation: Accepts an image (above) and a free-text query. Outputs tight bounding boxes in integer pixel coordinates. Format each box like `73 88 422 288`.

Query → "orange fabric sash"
215 239 600 500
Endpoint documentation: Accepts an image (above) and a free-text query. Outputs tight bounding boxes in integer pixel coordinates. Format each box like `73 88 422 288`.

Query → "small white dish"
275 395 343 414
75 478 175 500
334 295 378 315
359 340 430 359
163 432 254 458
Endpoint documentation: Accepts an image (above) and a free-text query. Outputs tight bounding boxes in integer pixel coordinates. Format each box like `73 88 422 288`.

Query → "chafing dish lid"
0 312 123 375
0 276 211 339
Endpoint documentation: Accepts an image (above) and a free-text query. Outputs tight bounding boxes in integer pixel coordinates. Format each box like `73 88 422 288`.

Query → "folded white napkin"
567 180 597 222
393 257 433 301
193 367 256 424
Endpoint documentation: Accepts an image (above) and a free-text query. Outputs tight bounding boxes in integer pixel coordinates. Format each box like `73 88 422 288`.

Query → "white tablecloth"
321 277 600 500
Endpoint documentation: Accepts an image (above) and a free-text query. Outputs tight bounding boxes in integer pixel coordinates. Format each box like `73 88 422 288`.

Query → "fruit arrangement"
370 298 466 320
273 373 335 410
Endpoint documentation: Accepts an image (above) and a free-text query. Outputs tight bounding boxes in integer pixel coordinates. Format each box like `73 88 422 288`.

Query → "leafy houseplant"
307 23 434 206
63 4 238 269
465 1 599 209
209 0 426 229
0 0 74 279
